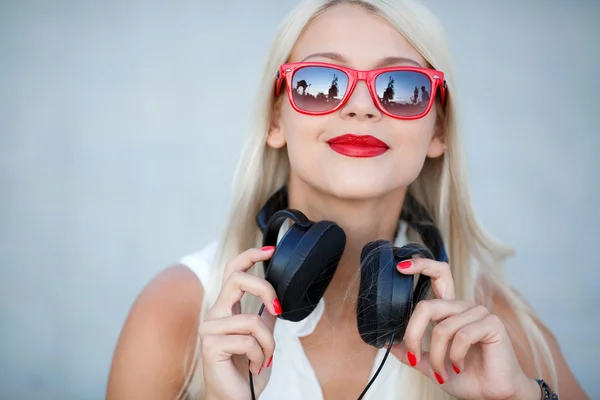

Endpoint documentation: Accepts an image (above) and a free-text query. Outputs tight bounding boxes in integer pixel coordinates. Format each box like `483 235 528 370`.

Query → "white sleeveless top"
178 223 411 399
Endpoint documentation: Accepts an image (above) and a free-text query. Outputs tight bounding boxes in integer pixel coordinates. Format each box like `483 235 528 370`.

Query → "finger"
390 341 432 376
201 334 265 375
429 305 490 381
200 314 276 368
448 314 506 372
403 299 475 363
397 257 455 300
223 246 276 283
208 271 280 318
391 344 451 385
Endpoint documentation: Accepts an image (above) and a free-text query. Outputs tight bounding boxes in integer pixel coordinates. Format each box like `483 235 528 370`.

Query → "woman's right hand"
200 246 281 400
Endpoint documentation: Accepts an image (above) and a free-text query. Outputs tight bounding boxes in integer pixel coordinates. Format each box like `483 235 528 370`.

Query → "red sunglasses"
275 61 447 120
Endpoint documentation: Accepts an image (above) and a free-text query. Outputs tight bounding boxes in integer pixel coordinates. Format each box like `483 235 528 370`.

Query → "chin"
289 152 421 201
307 171 404 201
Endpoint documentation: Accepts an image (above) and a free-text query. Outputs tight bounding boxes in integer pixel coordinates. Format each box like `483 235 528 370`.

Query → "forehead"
289 4 428 69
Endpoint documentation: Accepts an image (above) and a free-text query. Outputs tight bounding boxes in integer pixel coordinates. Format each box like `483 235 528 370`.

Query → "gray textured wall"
1 1 598 399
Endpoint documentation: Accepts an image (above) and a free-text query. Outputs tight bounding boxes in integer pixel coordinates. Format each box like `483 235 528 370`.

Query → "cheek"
280 101 326 147
395 112 437 153
280 102 340 187
387 113 438 178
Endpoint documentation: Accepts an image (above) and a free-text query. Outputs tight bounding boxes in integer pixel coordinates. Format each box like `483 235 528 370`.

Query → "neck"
286 175 407 325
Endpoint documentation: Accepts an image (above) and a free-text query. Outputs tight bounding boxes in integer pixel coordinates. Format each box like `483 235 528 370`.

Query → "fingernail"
434 372 444 384
407 351 417 366
397 260 412 269
261 246 275 251
258 367 262 375
452 364 460 374
272 298 282 315
267 355 273 368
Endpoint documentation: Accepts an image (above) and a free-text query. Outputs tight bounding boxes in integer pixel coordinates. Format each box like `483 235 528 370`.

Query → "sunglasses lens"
291 66 349 112
375 71 433 117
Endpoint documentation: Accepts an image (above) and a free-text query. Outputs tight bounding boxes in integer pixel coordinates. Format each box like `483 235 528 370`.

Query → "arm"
106 265 204 399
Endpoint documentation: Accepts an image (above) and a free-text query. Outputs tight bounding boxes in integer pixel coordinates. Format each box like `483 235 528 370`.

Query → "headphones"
255 186 449 349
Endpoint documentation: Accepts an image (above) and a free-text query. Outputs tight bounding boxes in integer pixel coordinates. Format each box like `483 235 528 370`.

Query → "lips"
327 134 389 158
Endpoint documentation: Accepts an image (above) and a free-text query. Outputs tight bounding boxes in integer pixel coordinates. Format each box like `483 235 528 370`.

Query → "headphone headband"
256 187 288 234
256 186 448 262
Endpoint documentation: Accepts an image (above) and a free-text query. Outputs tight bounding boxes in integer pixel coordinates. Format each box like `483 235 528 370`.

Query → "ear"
426 113 446 158
266 104 286 149
426 136 445 158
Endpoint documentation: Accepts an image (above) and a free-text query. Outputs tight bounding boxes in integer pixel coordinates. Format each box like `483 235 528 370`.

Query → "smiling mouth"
326 134 389 158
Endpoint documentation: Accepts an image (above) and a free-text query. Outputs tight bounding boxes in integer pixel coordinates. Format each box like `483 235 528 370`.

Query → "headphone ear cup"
395 243 433 308
263 223 306 297
357 240 414 348
267 220 346 322
357 241 434 348
357 240 386 348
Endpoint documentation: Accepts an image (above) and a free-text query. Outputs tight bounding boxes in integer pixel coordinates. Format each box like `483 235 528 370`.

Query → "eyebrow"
300 51 423 68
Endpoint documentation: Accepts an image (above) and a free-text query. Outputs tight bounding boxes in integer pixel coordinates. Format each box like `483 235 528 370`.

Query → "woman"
106 0 589 399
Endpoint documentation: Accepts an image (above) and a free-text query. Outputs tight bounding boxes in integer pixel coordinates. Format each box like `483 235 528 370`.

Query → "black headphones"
255 186 449 349
249 186 449 399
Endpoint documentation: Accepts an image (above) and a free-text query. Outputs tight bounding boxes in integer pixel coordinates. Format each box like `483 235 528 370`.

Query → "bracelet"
535 379 558 400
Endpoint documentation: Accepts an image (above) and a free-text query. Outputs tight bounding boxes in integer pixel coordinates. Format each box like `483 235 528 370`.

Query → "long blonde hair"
181 0 557 398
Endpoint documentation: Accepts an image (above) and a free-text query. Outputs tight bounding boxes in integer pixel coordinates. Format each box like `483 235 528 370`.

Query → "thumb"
390 341 432 376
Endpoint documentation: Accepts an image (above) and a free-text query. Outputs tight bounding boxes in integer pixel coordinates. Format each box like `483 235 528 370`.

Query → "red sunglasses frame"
275 61 447 120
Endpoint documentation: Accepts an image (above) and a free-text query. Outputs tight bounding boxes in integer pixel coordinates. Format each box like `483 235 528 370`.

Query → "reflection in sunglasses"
293 71 345 112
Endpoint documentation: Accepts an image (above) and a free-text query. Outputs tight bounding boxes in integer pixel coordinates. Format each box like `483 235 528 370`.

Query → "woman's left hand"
390 258 541 400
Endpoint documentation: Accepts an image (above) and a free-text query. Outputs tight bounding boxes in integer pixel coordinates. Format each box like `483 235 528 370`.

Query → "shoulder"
106 242 219 399
488 284 590 399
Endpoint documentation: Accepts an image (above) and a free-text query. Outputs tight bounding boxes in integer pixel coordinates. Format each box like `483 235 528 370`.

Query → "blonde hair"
180 0 557 398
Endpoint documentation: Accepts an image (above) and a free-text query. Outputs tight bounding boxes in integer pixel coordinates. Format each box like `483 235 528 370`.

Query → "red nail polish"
272 298 282 315
267 355 273 368
261 246 275 251
258 367 262 375
434 372 444 384
452 364 460 374
397 260 412 269
407 351 417 366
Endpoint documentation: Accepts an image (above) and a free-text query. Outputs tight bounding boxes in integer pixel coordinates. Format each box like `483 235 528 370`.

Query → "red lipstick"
327 134 389 158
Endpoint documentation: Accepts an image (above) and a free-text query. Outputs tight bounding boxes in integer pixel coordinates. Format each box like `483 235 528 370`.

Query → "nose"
339 80 382 121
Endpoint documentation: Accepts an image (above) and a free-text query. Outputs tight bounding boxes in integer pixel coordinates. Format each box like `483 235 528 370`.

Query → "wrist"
522 378 543 400
505 376 542 400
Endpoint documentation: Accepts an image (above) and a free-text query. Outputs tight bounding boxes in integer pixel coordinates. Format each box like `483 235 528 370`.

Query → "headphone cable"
249 304 394 400
356 331 395 400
